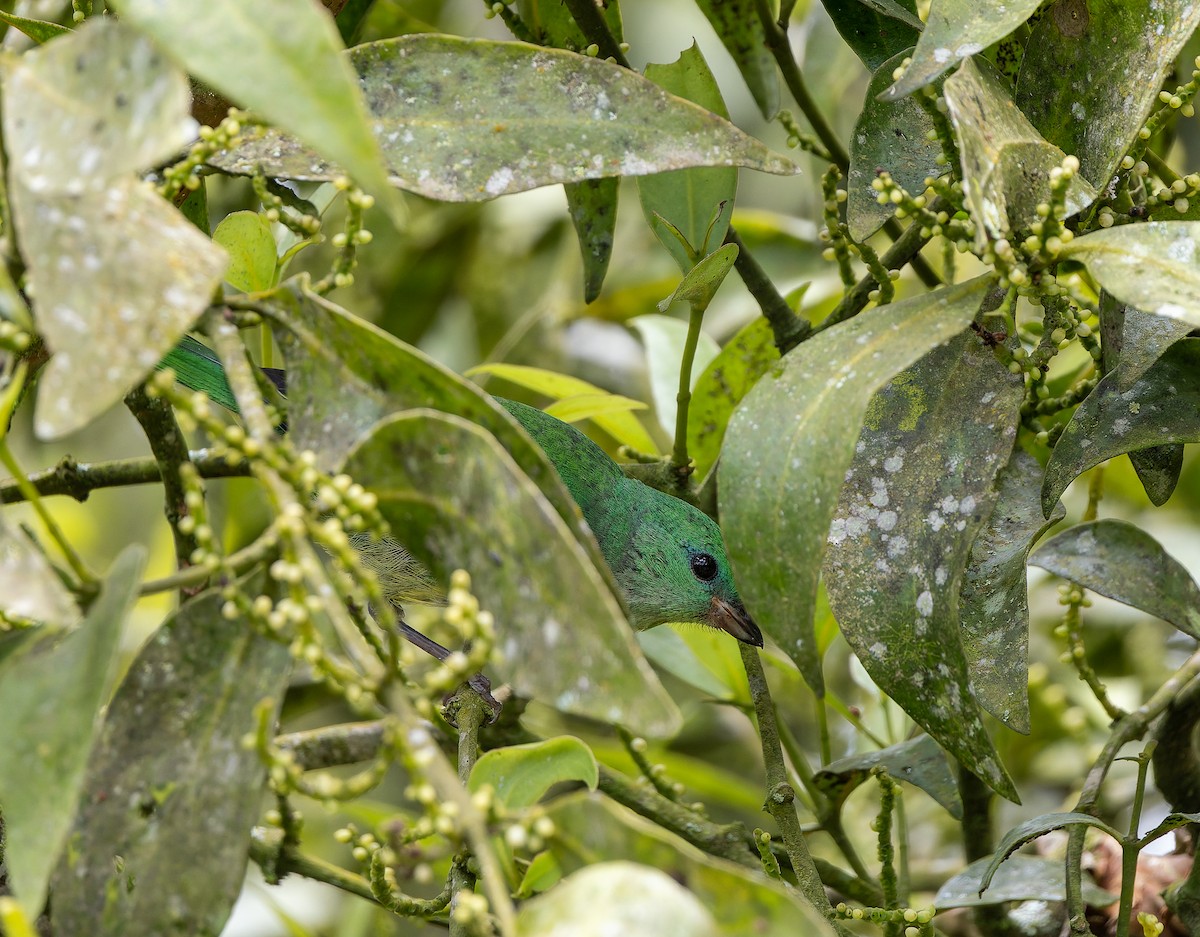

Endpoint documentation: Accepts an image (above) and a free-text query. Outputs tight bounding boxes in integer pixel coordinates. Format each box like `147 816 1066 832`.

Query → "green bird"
161 338 762 648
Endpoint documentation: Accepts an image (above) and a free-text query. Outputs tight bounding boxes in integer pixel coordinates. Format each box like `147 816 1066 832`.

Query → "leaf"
823 0 922 72
628 313 720 441
547 794 837 936
1014 0 1200 188
212 210 277 293
655 243 740 312
1062 222 1200 329
109 0 397 217
1041 340 1200 515
981 812 1122 895
719 276 992 694
50 580 292 937
1141 812 1200 845
211 35 797 202
0 10 71 44
467 362 659 454
942 58 1095 244
516 850 562 898
517 861 720 937
637 44 738 273
1113 308 1195 395
3 19 228 439
542 392 648 424
959 448 1063 734
694 0 778 118
344 410 682 738
847 48 941 241
1029 520 1200 638
636 627 736 700
882 0 1041 100
813 735 963 819
0 546 144 920
519 0 624 51
565 177 619 303
936 855 1116 909
468 737 598 810
687 316 781 479
822 331 1022 799
0 512 78 629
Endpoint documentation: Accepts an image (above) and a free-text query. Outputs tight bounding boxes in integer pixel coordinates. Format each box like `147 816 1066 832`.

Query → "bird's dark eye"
690 552 718 582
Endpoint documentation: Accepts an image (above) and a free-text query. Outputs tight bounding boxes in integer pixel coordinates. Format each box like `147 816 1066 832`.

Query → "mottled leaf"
345 411 681 738
638 44 738 273
1062 222 1200 329
0 10 70 44
823 0 921 72
688 316 780 479
109 0 397 215
467 361 658 454
629 313 720 441
50 581 292 937
848 48 941 241
1041 340 1200 515
469 737 598 810
213 210 277 293
3 19 227 439
981 812 1122 895
517 862 720 937
883 0 1041 100
1141 812 1200 845
548 794 836 936
936 855 1116 909
960 448 1063 734
519 0 624 51
212 36 795 202
566 178 619 303
0 512 78 629
823 331 1022 799
1014 0 1200 188
1030 520 1200 638
813 735 962 818
1114 308 1195 394
694 0 779 118
720 276 992 693
0 547 144 919
1127 444 1184 508
943 58 1095 244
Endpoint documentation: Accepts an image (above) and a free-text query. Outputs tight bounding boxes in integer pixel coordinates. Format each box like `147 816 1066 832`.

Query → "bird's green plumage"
161 341 761 645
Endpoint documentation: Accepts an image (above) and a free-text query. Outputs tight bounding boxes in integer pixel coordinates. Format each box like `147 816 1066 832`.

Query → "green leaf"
212 210 277 293
655 243 740 313
0 512 78 629
519 0 624 51
542 392 647 425
813 735 963 818
3 19 228 439
823 0 921 72
212 35 796 202
516 850 562 898
344 411 682 738
547 795 837 936
565 178 619 303
468 737 598 810
981 812 1123 895
847 48 941 241
687 316 781 480
720 276 992 694
960 448 1063 734
1062 222 1200 329
109 0 397 218
50 580 292 937
517 861 720 937
1014 0 1200 188
0 10 71 44
635 627 735 700
942 58 1095 244
936 855 1116 910
1041 340 1200 516
1030 520 1200 638
882 0 1041 100
637 44 739 273
1140 812 1200 845
822 331 1022 799
0 546 144 920
628 313 721 441
694 0 779 118
467 362 659 454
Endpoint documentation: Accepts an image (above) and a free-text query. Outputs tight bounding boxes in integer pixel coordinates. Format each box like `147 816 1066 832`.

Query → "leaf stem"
447 686 489 937
670 301 707 483
1115 744 1156 937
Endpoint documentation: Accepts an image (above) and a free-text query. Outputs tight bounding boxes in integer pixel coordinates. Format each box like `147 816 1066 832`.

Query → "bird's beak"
708 595 763 647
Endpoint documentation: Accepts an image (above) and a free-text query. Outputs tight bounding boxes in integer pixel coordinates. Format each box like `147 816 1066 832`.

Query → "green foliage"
4 2 1200 937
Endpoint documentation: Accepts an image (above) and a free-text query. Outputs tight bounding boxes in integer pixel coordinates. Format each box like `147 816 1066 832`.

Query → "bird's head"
613 484 763 647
